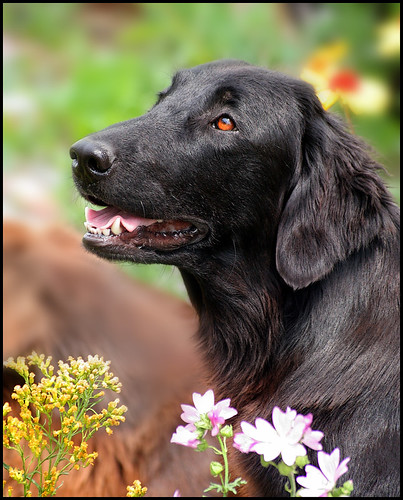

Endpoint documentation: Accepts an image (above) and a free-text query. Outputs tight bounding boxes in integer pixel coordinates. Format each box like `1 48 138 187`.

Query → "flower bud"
342 480 354 494
295 455 310 468
219 424 233 437
210 461 224 477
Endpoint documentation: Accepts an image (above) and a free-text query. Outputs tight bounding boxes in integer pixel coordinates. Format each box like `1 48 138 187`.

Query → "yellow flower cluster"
69 441 98 469
42 467 60 497
126 480 148 497
3 352 128 497
3 406 47 457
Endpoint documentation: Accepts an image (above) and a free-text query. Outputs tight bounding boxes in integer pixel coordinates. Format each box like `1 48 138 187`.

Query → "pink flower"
180 389 237 436
207 399 238 436
233 427 258 453
301 427 324 451
181 389 215 424
296 448 350 497
234 407 324 463
295 413 324 451
233 407 307 466
170 424 200 449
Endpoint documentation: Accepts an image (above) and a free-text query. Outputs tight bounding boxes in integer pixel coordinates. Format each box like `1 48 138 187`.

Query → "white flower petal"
180 404 200 423
215 400 237 419
193 389 215 413
318 449 339 483
273 406 299 437
285 407 297 420
254 418 278 441
233 432 256 453
240 421 263 441
282 443 306 466
335 457 350 481
297 465 328 490
288 420 306 443
255 441 282 462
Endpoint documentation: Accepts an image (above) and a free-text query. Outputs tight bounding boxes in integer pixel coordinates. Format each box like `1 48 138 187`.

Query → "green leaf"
196 439 209 452
227 477 247 494
203 482 223 494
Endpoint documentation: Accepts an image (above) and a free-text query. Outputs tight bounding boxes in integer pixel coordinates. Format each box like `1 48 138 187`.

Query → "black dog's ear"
276 107 394 290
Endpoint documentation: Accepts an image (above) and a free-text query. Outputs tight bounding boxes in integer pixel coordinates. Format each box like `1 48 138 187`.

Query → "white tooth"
156 219 163 223
85 207 89 219
111 217 122 235
102 228 111 236
84 222 89 230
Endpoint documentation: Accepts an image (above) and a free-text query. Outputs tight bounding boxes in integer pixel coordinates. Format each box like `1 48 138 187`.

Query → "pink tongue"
85 206 157 232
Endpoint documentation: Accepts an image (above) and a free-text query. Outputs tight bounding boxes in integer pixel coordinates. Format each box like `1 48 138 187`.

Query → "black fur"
71 60 400 496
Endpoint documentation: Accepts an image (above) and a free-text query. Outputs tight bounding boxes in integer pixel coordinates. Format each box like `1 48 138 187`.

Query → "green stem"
217 435 229 496
287 471 297 497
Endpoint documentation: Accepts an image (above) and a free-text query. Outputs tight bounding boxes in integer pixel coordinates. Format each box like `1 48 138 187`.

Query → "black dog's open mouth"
82 205 209 253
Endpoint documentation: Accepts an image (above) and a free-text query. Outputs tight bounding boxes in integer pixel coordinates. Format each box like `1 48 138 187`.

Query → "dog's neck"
180 252 284 407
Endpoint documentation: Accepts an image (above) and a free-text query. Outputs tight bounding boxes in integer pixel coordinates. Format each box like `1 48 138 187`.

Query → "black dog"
71 60 400 496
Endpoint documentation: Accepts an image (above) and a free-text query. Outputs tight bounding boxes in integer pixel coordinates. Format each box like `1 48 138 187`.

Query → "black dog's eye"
212 115 237 131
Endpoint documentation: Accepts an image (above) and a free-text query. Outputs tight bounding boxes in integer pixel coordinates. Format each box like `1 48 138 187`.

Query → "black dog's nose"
70 139 115 175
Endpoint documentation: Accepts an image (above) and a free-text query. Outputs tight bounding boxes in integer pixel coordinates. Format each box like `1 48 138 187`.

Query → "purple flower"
233 407 307 466
180 389 237 436
296 448 350 497
170 424 200 449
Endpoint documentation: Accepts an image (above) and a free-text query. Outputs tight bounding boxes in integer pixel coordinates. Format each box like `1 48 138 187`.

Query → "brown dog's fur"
3 220 214 497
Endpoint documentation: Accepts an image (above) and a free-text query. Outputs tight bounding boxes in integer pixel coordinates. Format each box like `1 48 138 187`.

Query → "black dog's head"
71 59 394 288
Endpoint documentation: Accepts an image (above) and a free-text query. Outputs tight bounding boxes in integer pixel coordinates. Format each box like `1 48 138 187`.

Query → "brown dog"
3 219 214 496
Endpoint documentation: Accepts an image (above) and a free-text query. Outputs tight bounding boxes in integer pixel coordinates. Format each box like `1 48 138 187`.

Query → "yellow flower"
3 403 11 417
4 357 29 379
8 467 25 483
301 41 390 114
127 480 147 497
4 352 127 495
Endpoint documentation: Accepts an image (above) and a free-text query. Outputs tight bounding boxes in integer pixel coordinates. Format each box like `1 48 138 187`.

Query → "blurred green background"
3 3 400 298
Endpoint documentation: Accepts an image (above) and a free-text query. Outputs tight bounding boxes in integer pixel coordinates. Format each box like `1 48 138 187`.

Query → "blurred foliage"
3 3 400 297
